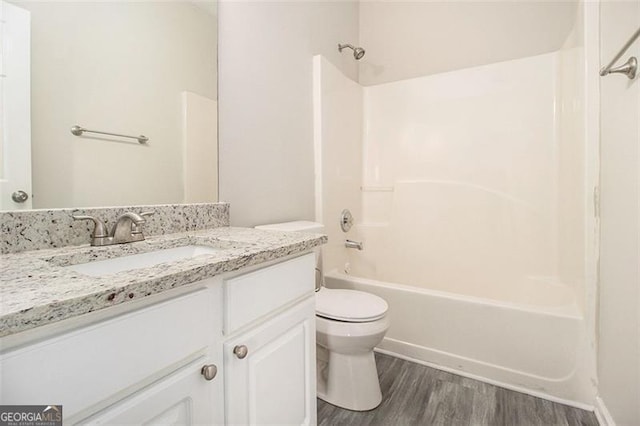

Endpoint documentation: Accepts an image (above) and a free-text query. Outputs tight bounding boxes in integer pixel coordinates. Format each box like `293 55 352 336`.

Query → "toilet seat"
315 288 388 322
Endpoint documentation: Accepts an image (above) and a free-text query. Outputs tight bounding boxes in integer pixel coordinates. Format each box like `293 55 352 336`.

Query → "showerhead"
338 43 365 60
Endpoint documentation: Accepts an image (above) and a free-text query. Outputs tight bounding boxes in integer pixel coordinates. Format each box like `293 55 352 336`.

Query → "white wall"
218 1 359 227
21 2 217 208
597 1 640 423
359 0 579 86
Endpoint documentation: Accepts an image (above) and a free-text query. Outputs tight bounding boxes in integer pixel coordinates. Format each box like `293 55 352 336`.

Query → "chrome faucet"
73 211 154 246
345 239 363 250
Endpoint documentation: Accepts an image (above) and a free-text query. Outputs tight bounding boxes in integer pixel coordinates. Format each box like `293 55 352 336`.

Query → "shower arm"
338 43 365 60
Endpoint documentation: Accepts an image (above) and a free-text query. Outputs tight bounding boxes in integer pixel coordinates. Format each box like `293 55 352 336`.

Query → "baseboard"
374 347 595 412
594 397 616 426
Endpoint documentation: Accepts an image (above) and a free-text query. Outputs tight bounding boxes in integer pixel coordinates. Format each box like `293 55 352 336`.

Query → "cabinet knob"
11 191 29 203
201 364 218 381
233 345 249 359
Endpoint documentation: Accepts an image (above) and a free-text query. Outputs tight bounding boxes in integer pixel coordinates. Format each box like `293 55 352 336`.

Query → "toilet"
315 287 389 411
255 221 390 411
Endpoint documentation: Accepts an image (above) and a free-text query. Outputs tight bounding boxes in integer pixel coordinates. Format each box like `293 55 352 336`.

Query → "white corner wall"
218 1 359 227
597 1 640 424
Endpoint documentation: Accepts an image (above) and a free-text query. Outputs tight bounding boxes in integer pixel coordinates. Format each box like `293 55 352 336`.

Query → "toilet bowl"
254 221 390 411
315 287 390 411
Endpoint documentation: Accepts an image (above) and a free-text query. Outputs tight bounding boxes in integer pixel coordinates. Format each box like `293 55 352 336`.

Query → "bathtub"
324 271 595 407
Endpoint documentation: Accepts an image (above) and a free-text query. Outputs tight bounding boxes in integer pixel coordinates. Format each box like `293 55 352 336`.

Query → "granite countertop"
0 227 327 338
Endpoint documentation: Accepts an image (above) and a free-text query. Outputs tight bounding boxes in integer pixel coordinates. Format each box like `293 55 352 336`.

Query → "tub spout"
345 239 363 250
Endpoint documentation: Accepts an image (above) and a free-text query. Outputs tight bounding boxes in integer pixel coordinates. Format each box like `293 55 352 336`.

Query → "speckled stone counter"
0 227 326 337
0 203 230 254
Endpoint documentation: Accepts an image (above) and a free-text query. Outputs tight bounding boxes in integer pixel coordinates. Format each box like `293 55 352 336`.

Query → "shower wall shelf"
361 186 394 192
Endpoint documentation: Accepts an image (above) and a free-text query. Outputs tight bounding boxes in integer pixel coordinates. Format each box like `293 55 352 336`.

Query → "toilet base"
316 345 382 411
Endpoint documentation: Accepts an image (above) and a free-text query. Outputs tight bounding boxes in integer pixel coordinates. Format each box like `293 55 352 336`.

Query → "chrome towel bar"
70 125 149 144
600 27 640 79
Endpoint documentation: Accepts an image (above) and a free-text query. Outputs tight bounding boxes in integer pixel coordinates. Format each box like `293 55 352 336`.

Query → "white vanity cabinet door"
0 282 224 423
224 297 316 426
81 356 221 426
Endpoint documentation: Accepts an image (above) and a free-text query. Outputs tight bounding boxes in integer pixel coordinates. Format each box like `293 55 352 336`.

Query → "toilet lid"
315 288 388 322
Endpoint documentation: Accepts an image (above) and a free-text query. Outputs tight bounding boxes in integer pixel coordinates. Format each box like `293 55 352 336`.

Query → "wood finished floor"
317 353 599 426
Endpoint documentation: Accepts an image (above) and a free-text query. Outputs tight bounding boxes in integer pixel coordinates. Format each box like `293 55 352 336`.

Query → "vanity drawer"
224 253 315 334
0 288 218 419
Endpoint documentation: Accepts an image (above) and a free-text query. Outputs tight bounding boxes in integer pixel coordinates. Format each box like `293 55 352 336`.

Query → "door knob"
201 364 218 381
11 191 29 203
233 345 248 359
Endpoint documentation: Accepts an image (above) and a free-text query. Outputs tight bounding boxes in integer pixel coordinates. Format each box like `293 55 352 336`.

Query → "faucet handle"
131 211 154 235
72 215 108 238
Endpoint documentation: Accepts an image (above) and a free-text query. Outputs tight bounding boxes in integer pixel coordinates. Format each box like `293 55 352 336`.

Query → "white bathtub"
324 271 595 407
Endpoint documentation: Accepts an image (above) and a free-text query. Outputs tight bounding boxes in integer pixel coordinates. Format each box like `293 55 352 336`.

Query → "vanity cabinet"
0 252 316 426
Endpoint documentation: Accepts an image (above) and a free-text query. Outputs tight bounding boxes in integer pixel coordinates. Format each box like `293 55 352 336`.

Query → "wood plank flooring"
317 353 599 426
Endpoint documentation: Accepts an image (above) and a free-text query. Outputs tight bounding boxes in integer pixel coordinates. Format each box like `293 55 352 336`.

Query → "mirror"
0 0 218 210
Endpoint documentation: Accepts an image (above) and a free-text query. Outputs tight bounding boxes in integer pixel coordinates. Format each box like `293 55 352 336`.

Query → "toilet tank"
255 221 325 234
255 221 325 288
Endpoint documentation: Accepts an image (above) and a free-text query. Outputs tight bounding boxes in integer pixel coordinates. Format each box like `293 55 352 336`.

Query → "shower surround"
313 43 596 406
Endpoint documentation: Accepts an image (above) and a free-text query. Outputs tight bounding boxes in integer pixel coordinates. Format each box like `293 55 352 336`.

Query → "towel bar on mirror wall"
70 125 149 144
600 27 640 80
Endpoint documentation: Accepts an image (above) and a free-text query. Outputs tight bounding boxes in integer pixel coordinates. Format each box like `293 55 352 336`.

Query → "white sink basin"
65 245 221 277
